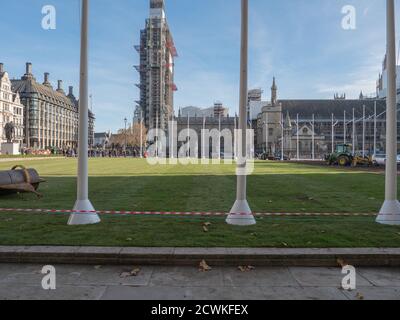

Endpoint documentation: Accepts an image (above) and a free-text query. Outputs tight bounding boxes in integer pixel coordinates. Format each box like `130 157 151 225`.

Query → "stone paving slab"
0 283 107 300
343 287 400 300
1 246 400 267
223 267 299 287
261 286 349 300
1 264 400 300
149 266 225 287
357 268 400 287
100 286 268 300
288 267 373 287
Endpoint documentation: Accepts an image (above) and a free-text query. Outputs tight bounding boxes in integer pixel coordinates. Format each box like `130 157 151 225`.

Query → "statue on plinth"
4 122 15 143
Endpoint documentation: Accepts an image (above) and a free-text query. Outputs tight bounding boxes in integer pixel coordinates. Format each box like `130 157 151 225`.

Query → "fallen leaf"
94 265 102 270
356 292 364 300
120 268 141 278
337 258 347 268
130 268 141 276
282 242 289 247
199 260 212 272
238 266 255 272
126 238 133 241
119 272 132 278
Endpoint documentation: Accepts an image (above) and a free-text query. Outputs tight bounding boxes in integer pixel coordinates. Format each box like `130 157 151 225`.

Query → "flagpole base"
226 200 256 226
68 199 101 225
377 200 400 225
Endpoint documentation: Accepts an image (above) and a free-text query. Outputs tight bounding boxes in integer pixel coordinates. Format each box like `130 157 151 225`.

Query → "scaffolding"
134 0 176 132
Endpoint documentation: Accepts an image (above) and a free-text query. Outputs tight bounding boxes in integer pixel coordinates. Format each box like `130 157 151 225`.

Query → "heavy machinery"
326 144 353 166
326 144 373 167
0 165 45 197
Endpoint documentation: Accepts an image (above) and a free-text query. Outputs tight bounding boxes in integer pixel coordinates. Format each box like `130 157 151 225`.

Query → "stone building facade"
10 63 95 149
0 63 24 146
253 78 392 159
176 115 236 158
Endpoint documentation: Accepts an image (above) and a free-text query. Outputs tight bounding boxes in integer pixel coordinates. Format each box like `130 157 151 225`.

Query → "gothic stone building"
11 63 95 149
254 78 391 159
176 115 236 158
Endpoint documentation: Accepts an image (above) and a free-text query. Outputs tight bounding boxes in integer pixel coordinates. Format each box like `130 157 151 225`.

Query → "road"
0 264 399 300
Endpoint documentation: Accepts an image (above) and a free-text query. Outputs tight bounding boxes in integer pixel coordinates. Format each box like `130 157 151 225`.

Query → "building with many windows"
0 63 24 146
10 62 95 150
253 78 392 159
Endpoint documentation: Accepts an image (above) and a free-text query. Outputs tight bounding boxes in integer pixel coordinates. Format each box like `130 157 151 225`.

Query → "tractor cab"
326 144 354 166
335 144 352 154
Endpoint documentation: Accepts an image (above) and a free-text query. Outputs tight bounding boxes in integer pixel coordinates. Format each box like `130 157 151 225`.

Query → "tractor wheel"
338 156 350 167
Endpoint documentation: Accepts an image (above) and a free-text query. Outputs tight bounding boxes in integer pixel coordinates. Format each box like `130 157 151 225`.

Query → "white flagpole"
156 109 159 158
69 0 100 225
227 0 255 226
140 110 143 158
281 114 284 161
203 116 206 159
312 114 315 160
331 114 334 154
344 111 347 144
265 113 269 156
187 114 190 158
378 0 400 225
218 113 221 160
297 114 300 160
374 102 377 156
362 105 366 157
352 108 356 155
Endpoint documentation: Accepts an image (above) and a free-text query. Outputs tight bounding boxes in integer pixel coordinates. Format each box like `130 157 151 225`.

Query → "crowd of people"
14 145 145 158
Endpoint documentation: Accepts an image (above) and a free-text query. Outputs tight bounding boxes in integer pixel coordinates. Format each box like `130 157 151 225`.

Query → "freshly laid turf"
0 158 399 247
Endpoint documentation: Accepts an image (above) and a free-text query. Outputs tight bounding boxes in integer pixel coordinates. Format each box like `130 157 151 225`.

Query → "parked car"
372 154 400 166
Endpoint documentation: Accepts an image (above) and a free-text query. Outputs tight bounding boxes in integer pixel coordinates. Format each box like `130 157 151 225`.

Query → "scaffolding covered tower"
135 0 177 131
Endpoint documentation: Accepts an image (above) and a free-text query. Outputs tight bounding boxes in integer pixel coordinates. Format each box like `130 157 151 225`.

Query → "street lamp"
124 117 128 154
377 0 400 225
68 0 100 225
226 0 256 226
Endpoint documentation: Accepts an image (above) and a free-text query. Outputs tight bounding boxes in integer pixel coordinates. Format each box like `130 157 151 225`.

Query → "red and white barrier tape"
0 208 378 217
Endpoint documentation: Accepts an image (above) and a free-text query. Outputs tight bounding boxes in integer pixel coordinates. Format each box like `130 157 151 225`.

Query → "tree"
110 122 147 148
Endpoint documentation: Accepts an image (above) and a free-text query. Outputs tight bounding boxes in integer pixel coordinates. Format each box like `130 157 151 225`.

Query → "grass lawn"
0 158 399 248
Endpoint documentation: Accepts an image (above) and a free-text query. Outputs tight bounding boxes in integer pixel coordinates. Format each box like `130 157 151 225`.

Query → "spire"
285 111 292 129
271 77 278 106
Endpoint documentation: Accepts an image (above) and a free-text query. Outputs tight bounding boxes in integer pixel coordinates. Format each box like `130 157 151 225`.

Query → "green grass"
0 158 399 248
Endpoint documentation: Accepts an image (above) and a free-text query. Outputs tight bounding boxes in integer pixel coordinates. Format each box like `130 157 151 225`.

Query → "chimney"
43 72 52 87
26 62 32 75
68 86 74 96
0 63 4 73
56 80 65 94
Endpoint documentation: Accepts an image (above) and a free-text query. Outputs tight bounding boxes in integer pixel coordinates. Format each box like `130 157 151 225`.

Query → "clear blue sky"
1 0 399 132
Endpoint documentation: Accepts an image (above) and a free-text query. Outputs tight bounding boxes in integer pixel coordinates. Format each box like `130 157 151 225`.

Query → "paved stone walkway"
0 264 399 300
